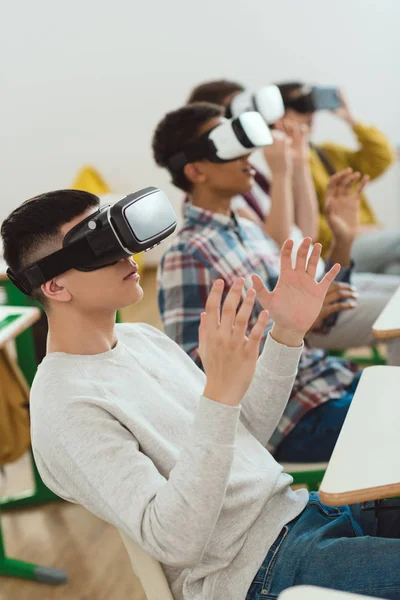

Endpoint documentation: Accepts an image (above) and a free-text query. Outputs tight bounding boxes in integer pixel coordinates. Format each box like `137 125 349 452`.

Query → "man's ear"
183 162 207 186
41 278 72 304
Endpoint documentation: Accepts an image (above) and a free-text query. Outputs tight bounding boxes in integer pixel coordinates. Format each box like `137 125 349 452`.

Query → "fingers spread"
319 263 341 293
205 279 224 329
251 274 265 292
220 278 245 330
295 238 312 271
343 171 360 194
336 169 355 195
251 274 272 307
198 311 206 348
325 285 358 303
248 310 269 347
281 239 295 272
232 288 256 344
324 301 357 316
306 243 322 279
355 174 370 197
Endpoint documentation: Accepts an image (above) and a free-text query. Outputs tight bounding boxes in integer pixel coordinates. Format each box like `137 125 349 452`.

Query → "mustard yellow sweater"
310 123 394 256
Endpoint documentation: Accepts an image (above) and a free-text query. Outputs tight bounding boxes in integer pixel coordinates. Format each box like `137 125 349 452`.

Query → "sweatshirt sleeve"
239 333 302 447
32 395 239 569
322 123 395 181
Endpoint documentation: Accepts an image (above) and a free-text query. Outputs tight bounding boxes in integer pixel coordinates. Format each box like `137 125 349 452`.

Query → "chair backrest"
119 531 175 600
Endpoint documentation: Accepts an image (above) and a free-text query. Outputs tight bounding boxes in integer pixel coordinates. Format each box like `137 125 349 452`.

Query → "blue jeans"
246 493 400 599
274 374 361 462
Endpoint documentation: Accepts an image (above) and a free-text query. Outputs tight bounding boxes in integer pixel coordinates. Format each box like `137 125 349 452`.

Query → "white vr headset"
227 85 285 125
168 111 273 172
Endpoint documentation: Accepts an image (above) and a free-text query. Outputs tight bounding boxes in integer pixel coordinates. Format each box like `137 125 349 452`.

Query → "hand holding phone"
311 86 341 111
332 90 356 126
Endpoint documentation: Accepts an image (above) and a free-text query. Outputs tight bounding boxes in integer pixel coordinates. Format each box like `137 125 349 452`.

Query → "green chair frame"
286 467 327 492
0 280 67 584
329 346 387 366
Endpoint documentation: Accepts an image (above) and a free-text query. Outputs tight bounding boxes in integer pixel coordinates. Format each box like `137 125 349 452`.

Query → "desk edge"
372 328 400 339
319 482 400 506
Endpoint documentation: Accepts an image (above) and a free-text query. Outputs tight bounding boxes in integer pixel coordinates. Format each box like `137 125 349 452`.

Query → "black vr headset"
284 85 341 114
168 112 273 173
7 187 177 296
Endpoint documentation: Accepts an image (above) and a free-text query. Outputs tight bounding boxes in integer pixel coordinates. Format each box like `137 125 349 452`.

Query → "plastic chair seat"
119 531 174 600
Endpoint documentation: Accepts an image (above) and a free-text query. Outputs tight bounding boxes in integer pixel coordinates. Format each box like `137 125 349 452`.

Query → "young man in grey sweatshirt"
2 190 400 600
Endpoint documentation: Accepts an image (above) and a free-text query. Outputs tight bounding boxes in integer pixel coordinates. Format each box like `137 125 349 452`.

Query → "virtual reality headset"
284 85 341 114
168 111 273 173
227 85 285 125
7 187 177 296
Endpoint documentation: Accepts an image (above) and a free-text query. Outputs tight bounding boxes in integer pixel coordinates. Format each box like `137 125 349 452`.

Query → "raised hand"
275 118 309 162
252 238 340 345
263 130 293 175
325 169 370 244
200 278 269 407
333 90 356 126
310 281 358 331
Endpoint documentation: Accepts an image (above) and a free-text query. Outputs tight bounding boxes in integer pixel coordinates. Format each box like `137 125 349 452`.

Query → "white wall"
2 0 400 263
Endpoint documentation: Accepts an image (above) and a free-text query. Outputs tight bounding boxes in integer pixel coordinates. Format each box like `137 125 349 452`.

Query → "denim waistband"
249 507 303 588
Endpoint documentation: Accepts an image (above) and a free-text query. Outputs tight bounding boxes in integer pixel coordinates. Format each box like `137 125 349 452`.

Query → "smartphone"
311 86 341 111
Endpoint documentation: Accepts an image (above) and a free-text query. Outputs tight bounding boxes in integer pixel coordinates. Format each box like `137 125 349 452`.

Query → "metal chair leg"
0 513 67 585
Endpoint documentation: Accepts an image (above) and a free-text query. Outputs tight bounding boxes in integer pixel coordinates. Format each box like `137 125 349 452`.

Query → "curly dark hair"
187 79 244 107
152 102 224 192
1 190 99 304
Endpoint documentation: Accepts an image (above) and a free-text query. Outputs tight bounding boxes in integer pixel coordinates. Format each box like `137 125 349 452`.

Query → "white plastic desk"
279 586 380 599
319 365 400 506
0 305 40 348
372 285 400 339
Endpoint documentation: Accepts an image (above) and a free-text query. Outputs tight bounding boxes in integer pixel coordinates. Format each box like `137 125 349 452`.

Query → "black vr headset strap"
168 136 216 172
231 118 253 149
8 237 92 296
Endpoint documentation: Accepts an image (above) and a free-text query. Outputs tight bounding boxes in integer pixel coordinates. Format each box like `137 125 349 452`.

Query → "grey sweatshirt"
30 323 308 600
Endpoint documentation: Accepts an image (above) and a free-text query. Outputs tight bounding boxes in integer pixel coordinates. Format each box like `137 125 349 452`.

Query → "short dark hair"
1 190 100 304
152 102 224 192
275 82 304 108
187 80 244 107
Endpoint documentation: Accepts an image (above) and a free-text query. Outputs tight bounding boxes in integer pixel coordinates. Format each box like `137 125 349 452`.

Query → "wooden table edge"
372 328 400 339
319 482 400 506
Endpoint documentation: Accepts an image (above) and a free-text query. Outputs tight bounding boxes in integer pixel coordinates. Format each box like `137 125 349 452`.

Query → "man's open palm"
252 238 341 336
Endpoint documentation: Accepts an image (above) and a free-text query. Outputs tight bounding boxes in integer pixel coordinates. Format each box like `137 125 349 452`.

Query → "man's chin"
239 176 254 193
119 286 144 310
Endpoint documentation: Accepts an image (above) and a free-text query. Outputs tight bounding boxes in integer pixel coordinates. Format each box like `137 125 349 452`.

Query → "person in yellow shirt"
277 82 398 274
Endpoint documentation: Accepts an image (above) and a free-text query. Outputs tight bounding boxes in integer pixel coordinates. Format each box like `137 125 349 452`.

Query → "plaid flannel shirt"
158 203 358 453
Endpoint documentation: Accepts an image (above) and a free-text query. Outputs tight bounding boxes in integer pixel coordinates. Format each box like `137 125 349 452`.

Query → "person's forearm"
239 332 303 447
327 236 353 268
139 397 239 566
292 161 319 241
263 171 294 245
